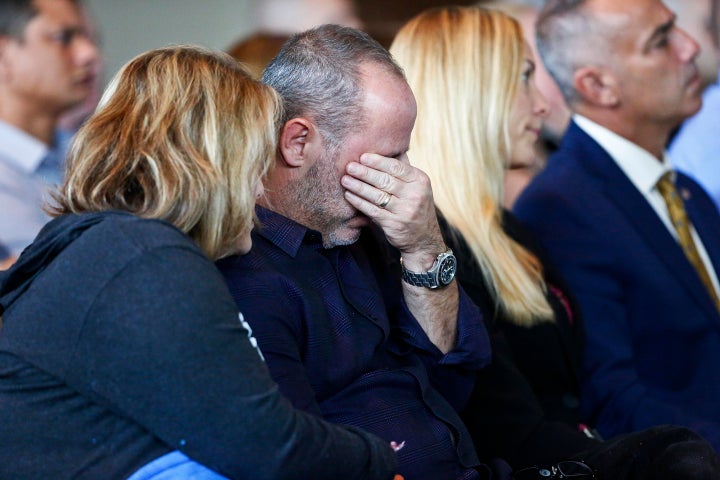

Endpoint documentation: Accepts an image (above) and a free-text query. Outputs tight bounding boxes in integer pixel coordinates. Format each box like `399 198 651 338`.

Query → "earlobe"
573 67 619 107
279 118 312 168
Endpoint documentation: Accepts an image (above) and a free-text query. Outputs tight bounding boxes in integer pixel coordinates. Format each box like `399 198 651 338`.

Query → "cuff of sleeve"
395 284 491 369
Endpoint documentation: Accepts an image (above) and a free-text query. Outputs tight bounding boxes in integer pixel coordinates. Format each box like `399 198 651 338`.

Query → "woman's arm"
69 243 397 480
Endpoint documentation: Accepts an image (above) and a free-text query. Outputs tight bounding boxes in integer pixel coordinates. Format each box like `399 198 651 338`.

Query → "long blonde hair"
51 45 281 260
390 6 553 325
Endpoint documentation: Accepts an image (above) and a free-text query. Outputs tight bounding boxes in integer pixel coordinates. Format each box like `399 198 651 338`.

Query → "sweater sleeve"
65 244 396 480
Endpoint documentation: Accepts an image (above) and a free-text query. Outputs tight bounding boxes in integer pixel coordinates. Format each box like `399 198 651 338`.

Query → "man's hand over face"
341 152 445 271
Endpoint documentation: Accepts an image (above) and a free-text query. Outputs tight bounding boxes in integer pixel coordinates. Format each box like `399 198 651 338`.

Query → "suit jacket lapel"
566 122 720 319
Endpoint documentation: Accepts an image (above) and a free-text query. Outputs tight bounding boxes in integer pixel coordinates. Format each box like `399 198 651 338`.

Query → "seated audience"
217 24 499 480
0 0 100 259
513 0 720 451
391 6 720 479
391 0 581 440
217 16 720 480
0 45 398 480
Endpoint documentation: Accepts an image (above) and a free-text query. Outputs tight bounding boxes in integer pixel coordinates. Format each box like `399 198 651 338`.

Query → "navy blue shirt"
217 208 493 480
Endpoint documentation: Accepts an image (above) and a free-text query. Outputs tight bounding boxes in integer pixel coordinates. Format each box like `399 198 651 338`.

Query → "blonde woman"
390 6 720 480
0 45 398 480
390 2 583 433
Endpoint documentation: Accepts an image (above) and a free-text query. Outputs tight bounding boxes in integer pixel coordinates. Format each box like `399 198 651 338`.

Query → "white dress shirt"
0 121 69 257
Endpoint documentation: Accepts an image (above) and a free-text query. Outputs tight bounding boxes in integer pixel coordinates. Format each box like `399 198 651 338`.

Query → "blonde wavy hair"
50 45 281 260
390 6 553 325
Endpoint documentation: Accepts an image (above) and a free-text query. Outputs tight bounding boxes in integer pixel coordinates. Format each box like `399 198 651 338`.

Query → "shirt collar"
255 206 324 257
0 120 49 173
574 114 673 194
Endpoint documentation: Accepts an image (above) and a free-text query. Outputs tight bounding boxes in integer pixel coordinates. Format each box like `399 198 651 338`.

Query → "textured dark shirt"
217 207 493 480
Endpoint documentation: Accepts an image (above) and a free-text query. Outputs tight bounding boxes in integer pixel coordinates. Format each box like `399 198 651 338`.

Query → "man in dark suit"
514 0 720 451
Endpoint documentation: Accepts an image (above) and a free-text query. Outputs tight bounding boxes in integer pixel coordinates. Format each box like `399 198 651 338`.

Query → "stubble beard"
289 151 360 249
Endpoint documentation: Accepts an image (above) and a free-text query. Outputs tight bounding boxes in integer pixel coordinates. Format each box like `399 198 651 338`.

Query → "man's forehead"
348 74 414 154
586 0 662 20
587 0 673 44
360 63 414 106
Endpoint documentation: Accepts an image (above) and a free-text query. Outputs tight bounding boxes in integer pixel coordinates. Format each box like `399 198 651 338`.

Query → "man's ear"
279 117 313 168
573 66 620 107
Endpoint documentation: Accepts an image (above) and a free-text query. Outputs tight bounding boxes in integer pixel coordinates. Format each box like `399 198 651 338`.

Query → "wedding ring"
377 191 392 209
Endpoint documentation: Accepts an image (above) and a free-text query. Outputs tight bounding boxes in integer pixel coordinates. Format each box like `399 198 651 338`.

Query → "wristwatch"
401 249 457 289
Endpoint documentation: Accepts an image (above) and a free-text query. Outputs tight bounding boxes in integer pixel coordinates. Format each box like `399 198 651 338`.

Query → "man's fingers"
344 189 393 215
359 153 413 182
346 160 396 194
341 171 398 212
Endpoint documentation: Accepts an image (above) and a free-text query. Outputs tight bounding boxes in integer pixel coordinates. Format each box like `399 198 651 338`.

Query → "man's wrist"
397 242 448 271
401 248 457 289
398 252 439 272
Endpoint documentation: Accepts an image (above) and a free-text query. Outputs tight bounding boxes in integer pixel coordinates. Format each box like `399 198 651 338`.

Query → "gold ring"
377 192 392 209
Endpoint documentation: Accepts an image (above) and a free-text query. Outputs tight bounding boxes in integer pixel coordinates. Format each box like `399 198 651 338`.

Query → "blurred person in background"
514 0 720 452
482 0 572 208
0 0 100 263
57 0 102 132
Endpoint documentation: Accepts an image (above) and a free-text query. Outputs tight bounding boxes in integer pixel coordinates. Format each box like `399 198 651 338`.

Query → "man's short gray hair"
536 0 598 105
262 24 405 151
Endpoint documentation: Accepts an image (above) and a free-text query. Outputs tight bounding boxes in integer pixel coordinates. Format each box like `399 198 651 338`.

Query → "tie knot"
656 171 677 198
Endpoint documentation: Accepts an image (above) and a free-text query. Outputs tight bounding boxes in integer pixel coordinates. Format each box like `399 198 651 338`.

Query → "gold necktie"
656 172 720 312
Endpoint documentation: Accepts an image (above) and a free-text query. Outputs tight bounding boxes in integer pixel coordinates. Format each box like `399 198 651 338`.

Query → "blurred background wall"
83 0 479 86
84 0 256 83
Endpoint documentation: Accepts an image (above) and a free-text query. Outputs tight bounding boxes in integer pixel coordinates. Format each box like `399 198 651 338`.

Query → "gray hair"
262 24 405 151
536 0 601 105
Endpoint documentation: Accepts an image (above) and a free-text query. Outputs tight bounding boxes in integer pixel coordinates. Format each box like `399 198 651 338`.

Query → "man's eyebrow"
645 15 675 48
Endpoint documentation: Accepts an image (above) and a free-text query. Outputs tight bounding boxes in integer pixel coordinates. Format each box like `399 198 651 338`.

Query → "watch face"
438 255 457 285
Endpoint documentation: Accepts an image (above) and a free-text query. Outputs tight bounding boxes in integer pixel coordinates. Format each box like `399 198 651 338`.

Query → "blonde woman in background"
391 5 571 419
0 45 398 480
